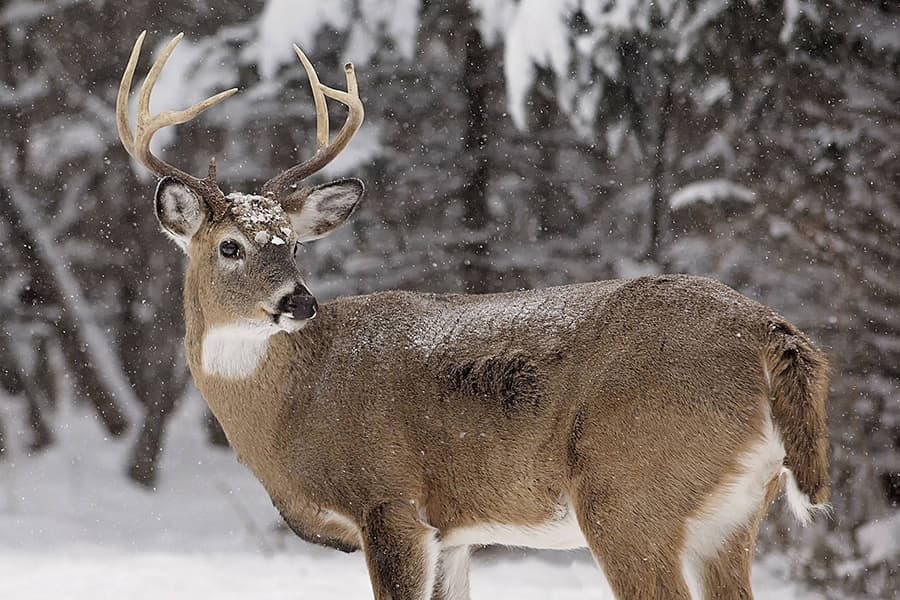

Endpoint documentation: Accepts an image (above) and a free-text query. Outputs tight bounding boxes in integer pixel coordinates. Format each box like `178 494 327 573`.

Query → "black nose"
278 289 318 320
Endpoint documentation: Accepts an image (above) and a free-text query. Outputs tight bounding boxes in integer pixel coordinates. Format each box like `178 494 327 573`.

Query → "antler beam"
117 31 237 191
262 46 364 199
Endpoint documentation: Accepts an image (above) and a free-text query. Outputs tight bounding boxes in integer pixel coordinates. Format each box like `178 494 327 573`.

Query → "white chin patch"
274 313 309 333
201 321 282 379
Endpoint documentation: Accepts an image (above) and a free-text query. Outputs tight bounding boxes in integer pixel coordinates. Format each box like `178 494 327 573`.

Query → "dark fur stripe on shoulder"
447 353 543 413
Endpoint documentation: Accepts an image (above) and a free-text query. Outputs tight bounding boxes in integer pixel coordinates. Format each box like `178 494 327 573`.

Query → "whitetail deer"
117 32 830 600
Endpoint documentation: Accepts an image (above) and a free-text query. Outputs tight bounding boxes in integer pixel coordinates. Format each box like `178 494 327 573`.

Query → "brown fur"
764 320 831 504
176 211 829 599
272 496 359 553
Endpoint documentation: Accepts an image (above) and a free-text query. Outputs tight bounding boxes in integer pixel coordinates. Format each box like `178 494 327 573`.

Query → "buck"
117 32 830 600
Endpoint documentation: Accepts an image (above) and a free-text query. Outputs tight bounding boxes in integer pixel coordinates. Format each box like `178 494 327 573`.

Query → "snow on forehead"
225 192 294 246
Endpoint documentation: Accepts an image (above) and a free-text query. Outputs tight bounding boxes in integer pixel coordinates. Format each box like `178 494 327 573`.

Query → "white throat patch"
201 321 280 379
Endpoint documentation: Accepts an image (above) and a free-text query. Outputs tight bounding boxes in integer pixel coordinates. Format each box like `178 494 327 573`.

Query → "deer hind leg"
700 524 755 600
573 490 692 600
432 545 471 600
698 474 783 600
588 536 692 600
678 407 787 600
362 501 440 600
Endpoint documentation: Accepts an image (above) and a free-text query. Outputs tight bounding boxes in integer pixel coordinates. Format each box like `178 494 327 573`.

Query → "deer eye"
219 239 243 259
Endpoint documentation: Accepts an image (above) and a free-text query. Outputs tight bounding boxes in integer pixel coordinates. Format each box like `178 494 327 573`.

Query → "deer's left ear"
283 179 364 242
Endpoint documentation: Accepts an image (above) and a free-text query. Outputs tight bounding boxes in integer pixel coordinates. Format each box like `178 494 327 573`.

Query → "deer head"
117 32 365 335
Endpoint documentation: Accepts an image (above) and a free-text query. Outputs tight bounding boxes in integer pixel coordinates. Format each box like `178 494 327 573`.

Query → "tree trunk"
647 77 673 264
127 403 171 486
0 339 24 397
117 278 186 486
0 413 6 459
0 185 130 437
22 336 55 452
459 12 494 293
532 71 568 238
206 409 230 447
0 322 54 452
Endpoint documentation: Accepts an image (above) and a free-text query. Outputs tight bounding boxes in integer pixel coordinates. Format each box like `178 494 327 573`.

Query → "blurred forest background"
0 0 897 597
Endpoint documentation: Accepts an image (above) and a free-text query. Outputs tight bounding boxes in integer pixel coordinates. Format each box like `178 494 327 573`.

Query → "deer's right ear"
155 177 207 252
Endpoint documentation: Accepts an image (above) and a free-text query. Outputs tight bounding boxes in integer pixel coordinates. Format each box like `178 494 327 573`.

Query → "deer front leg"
362 501 440 600
432 545 471 600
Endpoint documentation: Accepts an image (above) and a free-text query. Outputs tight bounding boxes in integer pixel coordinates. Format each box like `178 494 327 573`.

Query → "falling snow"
1 0 897 598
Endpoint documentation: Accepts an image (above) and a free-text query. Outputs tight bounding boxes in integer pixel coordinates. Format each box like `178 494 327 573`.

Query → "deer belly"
442 502 587 550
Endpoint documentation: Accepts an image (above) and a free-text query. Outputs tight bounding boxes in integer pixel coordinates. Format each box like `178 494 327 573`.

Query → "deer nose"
278 288 317 320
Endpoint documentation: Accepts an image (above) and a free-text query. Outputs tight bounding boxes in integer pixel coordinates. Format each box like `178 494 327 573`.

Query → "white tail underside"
781 467 832 527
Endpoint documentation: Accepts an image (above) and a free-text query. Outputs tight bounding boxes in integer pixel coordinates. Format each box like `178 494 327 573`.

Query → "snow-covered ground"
0 396 823 599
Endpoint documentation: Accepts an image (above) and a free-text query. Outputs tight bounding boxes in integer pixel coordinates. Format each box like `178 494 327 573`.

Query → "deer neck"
181 267 329 474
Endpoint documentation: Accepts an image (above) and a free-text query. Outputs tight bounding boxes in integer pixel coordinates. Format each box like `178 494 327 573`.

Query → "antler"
262 46 364 199
117 31 237 195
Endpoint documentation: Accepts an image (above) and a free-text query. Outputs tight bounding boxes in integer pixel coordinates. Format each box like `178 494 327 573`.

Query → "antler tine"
323 62 364 159
293 45 330 150
117 32 238 193
117 30 146 158
262 47 365 199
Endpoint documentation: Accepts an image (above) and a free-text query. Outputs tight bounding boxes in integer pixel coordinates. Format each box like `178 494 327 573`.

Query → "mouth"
264 309 311 332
